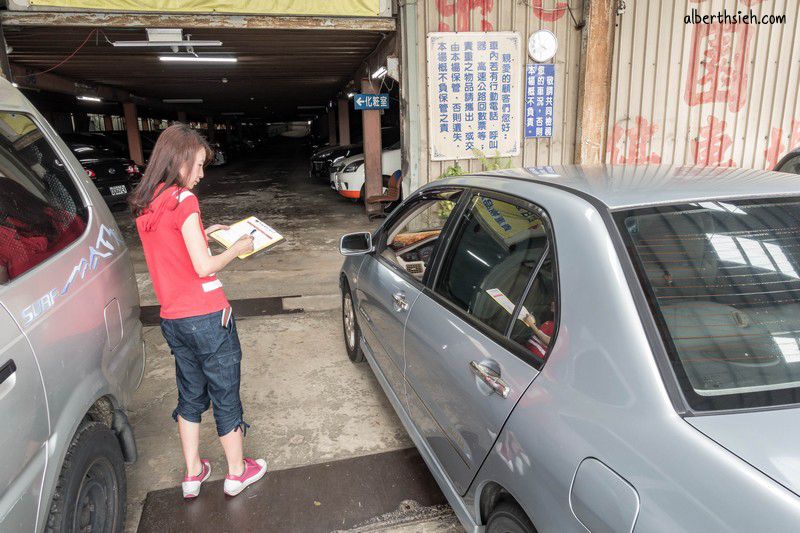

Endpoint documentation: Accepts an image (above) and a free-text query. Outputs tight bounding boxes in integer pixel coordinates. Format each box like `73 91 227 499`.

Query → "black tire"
342 280 365 363
486 502 537 533
356 184 365 204
46 421 126 533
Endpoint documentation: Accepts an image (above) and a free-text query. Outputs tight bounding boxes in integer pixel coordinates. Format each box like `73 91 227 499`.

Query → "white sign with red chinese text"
427 32 522 161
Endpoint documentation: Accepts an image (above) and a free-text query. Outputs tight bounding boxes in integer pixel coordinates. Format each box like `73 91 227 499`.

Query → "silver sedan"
339 165 800 532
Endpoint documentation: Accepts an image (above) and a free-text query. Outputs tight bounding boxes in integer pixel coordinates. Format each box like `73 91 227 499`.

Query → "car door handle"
0 359 16 385
392 292 409 311
470 361 510 398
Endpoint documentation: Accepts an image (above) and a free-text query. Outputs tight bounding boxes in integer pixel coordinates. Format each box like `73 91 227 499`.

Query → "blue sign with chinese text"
525 64 555 138
354 93 390 110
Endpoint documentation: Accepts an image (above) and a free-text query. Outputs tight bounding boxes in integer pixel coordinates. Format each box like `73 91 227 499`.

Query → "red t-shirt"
136 184 229 319
525 320 555 361
0 208 86 280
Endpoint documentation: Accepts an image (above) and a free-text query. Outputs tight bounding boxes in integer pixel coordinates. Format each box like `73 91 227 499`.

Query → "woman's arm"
181 213 253 277
522 314 551 345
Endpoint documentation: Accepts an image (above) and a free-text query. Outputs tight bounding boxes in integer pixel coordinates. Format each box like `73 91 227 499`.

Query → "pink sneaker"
223 458 267 496
182 459 211 499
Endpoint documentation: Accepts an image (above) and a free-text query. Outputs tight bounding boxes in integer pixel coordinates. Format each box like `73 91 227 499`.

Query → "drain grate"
139 295 303 326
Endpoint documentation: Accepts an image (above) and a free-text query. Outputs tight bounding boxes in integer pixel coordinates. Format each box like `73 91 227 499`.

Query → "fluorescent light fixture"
163 98 203 103
371 65 388 79
347 92 355 98
11 82 18 88
297 105 325 110
113 40 222 47
220 112 244 115
77 95 102 102
159 55 237 63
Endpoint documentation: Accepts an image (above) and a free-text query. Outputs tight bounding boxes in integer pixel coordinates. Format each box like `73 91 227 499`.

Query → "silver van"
0 80 143 532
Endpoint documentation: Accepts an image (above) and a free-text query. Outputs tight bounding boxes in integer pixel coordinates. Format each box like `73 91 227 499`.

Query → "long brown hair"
128 123 212 216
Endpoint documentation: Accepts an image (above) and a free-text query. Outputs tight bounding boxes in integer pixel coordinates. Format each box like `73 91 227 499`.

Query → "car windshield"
618 198 800 411
64 135 124 158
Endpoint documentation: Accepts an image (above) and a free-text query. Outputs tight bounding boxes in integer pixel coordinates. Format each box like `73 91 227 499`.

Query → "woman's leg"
219 428 245 476
178 415 203 476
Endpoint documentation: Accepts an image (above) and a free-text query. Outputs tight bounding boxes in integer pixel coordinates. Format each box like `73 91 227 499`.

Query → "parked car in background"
311 143 363 181
0 80 143 533
339 165 800 532
775 148 800 174
61 133 141 210
209 141 227 166
99 130 157 163
333 142 401 201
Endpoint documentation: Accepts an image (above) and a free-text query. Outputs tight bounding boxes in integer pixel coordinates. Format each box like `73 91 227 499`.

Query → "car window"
381 190 462 281
777 154 800 175
509 252 556 367
0 113 88 284
618 199 800 411
435 194 550 337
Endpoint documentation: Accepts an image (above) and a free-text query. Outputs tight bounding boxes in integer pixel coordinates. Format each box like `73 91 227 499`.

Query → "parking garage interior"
0 14 452 532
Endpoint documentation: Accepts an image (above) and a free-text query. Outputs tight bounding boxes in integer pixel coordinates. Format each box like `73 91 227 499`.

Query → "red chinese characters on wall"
692 116 736 167
436 0 494 31
607 117 662 165
530 0 568 22
685 22 753 113
765 119 800 169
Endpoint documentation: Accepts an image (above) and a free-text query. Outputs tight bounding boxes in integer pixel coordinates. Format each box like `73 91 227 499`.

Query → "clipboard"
209 216 285 259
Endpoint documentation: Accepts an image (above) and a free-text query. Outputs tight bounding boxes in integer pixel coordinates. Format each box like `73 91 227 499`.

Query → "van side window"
0 113 88 284
434 194 550 338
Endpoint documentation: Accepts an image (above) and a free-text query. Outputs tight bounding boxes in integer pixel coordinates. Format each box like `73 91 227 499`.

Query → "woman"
129 124 267 499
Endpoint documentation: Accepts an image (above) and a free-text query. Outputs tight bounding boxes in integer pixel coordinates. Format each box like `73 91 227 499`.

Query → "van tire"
486 502 537 533
46 421 126 533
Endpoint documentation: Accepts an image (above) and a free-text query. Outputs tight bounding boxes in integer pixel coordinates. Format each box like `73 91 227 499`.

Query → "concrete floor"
116 140 461 532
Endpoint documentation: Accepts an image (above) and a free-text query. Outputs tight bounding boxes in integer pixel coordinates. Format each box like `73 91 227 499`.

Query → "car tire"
486 502 537 533
46 421 126 533
356 184 365 204
342 280 365 363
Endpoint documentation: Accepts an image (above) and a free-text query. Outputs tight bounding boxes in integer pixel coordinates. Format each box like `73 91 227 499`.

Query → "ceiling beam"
0 11 396 32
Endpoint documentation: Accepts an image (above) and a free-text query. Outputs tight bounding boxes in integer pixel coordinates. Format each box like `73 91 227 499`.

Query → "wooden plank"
0 11 396 31
574 0 616 165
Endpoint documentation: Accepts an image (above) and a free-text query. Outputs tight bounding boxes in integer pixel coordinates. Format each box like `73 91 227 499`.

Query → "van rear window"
0 113 87 284
617 199 800 411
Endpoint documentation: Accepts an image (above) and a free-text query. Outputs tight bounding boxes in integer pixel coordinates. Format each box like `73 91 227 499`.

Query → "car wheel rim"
73 457 118 533
344 293 356 350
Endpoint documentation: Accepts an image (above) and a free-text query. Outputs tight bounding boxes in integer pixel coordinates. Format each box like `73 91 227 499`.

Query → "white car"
334 142 401 201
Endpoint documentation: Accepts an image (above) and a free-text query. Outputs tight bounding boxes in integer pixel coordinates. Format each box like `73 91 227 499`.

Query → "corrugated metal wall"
415 0 584 184
608 0 800 170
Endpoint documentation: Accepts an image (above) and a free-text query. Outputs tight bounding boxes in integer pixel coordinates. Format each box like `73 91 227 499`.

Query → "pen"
249 229 257 236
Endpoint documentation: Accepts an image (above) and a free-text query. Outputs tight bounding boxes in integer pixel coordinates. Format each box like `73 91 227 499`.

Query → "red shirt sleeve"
172 192 201 231
540 321 555 336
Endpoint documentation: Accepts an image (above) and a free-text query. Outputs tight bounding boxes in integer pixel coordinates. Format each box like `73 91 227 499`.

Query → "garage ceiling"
4 26 388 120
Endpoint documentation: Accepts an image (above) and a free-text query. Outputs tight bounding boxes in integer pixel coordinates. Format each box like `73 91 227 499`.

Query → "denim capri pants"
160 309 249 437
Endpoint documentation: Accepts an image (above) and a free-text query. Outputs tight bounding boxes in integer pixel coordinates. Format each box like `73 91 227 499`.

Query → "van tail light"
126 164 140 175
85 168 96 179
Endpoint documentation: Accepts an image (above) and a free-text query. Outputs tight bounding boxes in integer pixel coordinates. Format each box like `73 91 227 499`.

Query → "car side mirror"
339 232 374 256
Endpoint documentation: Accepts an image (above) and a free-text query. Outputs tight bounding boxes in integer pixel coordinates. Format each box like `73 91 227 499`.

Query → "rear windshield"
617 199 800 411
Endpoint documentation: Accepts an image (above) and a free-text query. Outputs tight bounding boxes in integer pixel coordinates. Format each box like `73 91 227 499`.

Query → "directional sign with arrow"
353 93 390 111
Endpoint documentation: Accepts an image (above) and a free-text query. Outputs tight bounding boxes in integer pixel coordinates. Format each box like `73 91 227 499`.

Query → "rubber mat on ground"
136 448 447 533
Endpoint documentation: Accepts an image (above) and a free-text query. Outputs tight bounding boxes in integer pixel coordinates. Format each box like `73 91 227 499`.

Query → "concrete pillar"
123 102 144 165
361 78 382 215
74 113 90 132
328 106 337 145
141 118 150 132
206 116 215 142
575 0 616 165
177 110 187 123
337 97 350 145
103 115 114 131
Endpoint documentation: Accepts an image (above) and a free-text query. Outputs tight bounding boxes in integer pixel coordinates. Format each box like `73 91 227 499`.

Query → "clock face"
528 29 558 62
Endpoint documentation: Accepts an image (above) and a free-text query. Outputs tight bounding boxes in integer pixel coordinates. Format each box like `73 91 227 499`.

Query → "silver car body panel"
0 79 143 532
342 166 800 532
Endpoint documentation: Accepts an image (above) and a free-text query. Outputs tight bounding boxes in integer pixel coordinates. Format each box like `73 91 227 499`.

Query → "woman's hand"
522 313 537 330
204 224 230 236
231 235 255 256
